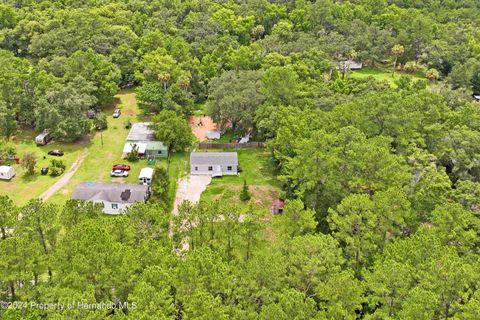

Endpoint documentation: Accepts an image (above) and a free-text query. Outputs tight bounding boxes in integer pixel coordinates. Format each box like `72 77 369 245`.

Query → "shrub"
21 152 37 175
239 180 251 201
426 68 440 82
49 159 66 176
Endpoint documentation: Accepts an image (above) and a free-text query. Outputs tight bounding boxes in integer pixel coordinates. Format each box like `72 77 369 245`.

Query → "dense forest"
2 0 480 319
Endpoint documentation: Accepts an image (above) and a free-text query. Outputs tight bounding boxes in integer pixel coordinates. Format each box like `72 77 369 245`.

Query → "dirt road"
39 152 87 201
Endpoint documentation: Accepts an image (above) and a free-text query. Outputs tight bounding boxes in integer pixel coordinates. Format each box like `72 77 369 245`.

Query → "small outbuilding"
0 166 15 180
270 199 285 214
190 152 238 177
336 60 363 70
207 130 221 140
145 141 168 158
139 167 154 186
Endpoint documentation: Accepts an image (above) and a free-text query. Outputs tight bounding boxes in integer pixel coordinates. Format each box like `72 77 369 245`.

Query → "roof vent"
121 189 131 201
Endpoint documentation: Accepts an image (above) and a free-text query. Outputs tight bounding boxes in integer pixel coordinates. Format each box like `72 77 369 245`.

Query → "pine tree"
239 180 251 201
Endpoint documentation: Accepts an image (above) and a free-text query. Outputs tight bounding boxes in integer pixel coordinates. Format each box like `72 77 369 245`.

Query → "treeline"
0 194 479 319
1 0 480 140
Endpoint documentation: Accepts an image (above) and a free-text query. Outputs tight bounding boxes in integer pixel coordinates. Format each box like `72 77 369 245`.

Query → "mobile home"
35 129 52 146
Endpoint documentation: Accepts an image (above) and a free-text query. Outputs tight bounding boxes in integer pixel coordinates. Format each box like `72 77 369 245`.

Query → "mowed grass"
349 67 427 87
0 128 86 205
200 149 281 207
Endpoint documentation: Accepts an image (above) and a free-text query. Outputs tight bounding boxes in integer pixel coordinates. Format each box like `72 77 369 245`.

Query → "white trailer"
0 166 16 180
139 167 154 186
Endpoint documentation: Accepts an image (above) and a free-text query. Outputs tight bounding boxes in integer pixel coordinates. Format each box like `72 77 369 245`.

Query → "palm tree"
391 44 405 76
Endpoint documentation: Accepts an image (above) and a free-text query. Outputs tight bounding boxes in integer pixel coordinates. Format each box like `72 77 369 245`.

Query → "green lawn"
349 67 427 87
2 89 189 208
200 149 281 207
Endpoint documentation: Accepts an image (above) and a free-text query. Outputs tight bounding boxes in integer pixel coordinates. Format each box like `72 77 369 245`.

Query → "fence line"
198 142 265 149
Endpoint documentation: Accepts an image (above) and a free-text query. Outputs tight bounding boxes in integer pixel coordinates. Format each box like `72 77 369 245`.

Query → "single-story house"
271 199 285 214
0 166 15 180
71 182 149 214
207 130 221 140
139 167 154 185
126 122 156 142
190 152 238 177
336 60 363 70
35 129 52 146
123 122 168 158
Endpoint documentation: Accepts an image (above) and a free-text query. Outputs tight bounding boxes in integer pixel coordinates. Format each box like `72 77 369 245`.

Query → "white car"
111 169 129 177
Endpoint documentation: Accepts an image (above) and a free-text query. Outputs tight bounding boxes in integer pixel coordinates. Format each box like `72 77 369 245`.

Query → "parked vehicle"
112 164 131 171
139 167 154 185
0 166 15 180
111 170 129 177
113 109 121 118
48 150 64 156
35 129 52 146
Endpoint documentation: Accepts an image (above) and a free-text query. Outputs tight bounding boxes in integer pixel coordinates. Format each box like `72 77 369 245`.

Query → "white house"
0 166 15 180
71 182 149 214
139 167 154 186
190 152 238 177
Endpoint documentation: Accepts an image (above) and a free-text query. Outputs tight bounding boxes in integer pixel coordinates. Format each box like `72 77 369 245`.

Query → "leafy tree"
239 180 251 202
21 152 37 175
150 110 195 162
0 100 17 137
274 199 317 238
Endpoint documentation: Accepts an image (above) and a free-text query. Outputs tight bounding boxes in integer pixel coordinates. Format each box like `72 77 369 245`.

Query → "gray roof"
71 183 149 204
190 152 238 166
126 122 155 142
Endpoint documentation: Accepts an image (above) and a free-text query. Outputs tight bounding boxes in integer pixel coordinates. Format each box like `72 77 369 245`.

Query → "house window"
111 203 119 210
227 166 232 171
158 150 162 154
208 166 213 171
195 166 198 171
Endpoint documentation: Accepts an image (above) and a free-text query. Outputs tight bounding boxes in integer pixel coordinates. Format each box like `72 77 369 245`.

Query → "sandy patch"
188 116 219 142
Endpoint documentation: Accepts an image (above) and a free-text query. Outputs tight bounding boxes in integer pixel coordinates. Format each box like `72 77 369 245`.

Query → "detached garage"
0 166 16 180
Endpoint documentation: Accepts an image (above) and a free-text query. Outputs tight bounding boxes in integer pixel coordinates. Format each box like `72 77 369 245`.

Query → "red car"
112 164 131 171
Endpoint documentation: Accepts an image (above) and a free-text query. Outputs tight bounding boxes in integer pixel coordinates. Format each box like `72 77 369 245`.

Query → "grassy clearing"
200 149 281 207
1 128 86 205
349 67 427 87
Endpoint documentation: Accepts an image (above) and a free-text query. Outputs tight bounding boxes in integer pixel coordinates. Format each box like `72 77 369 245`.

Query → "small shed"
336 60 363 70
139 167 154 185
146 141 168 158
0 166 16 180
207 130 221 140
270 199 285 214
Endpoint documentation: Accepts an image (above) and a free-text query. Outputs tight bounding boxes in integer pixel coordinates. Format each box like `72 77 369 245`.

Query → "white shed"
0 166 16 180
139 167 154 185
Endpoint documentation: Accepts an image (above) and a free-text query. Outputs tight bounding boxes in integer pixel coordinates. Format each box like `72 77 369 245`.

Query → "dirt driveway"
172 175 212 214
39 152 87 201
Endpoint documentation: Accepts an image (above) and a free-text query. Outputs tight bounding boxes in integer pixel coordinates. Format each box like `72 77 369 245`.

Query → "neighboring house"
35 129 52 146
190 152 238 177
336 60 363 70
123 122 168 158
139 167 154 185
145 141 168 158
207 130 221 140
271 199 285 214
0 166 15 180
71 182 149 214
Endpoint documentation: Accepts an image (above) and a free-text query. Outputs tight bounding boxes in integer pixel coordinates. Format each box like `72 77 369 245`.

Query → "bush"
126 144 139 162
21 152 37 175
124 118 132 129
239 180 251 201
404 61 420 73
150 166 170 205
94 112 108 130
49 159 66 176
426 68 440 82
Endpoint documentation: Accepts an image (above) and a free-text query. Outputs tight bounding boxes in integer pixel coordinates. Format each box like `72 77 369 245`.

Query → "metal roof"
190 152 238 166
71 183 149 204
126 122 155 142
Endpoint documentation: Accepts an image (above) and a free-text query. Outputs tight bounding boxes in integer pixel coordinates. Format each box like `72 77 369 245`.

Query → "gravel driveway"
172 175 212 214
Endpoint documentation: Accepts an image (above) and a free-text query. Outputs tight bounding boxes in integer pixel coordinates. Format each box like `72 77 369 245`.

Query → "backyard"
1 89 189 207
199 149 281 208
348 67 428 87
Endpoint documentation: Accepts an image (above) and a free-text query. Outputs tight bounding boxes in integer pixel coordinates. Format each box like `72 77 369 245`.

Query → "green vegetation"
1 0 480 318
